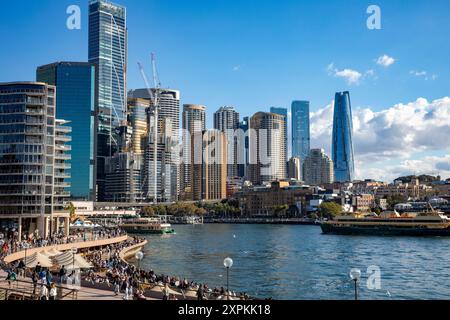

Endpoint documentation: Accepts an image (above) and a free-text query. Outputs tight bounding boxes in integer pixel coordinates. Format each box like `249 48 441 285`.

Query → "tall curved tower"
332 91 355 182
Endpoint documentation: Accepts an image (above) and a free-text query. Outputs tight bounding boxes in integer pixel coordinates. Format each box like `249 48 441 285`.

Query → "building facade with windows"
37 61 95 200
89 0 128 201
0 82 71 239
332 92 355 182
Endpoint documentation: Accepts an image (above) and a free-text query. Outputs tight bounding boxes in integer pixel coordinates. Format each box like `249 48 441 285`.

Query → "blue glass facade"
89 0 127 200
291 101 310 162
37 62 95 200
332 91 355 182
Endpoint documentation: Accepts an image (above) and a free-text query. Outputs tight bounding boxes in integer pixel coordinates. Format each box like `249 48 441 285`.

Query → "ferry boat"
120 217 175 235
320 208 450 236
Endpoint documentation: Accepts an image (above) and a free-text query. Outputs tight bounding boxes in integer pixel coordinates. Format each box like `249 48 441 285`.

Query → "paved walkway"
0 270 157 300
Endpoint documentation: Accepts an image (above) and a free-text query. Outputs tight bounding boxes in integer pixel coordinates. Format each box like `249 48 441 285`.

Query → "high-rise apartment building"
270 107 288 161
127 98 149 155
214 106 240 178
89 0 128 201
129 89 181 200
291 101 310 163
104 152 143 203
36 62 95 200
181 104 206 200
248 112 287 185
303 149 334 186
287 157 302 181
0 82 71 239
332 92 355 182
238 117 250 178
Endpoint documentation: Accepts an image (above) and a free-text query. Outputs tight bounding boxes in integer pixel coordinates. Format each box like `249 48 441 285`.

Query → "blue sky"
0 0 449 181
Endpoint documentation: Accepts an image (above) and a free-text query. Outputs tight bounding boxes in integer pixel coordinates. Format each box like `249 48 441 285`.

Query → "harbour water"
140 224 450 300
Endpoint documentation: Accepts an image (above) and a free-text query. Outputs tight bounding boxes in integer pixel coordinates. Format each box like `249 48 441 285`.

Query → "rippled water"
139 224 450 300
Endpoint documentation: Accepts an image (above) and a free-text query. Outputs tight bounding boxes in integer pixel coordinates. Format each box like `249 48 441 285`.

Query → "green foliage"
386 195 407 208
318 202 343 219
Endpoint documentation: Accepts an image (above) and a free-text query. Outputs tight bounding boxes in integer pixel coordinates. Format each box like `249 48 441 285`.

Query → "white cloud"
327 63 363 85
310 97 450 182
232 65 241 72
376 54 396 67
410 70 438 81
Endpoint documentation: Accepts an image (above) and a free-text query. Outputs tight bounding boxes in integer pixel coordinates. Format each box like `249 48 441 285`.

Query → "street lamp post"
135 251 144 270
23 242 30 274
71 247 78 271
350 268 362 300
223 257 233 300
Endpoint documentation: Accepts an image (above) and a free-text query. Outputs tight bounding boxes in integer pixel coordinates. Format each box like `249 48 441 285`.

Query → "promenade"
3 235 129 264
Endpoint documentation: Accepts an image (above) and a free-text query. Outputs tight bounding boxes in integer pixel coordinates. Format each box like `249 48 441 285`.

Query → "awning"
41 249 63 258
52 251 93 269
25 252 53 268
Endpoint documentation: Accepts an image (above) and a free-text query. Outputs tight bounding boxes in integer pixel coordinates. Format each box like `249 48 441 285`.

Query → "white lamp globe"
350 268 362 281
135 251 144 261
224 257 233 268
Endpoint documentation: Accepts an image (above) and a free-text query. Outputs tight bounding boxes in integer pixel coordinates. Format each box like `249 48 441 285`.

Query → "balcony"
55 154 71 160
55 135 72 142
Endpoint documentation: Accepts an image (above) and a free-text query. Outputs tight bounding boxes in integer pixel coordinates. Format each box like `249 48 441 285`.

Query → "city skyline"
0 0 449 182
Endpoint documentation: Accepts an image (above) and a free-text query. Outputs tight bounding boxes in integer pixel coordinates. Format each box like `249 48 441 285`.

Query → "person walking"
49 283 58 300
59 265 67 285
162 283 170 301
197 285 205 301
40 284 49 300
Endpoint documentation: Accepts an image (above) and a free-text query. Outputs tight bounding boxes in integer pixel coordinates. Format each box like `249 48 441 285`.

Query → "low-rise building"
235 181 312 217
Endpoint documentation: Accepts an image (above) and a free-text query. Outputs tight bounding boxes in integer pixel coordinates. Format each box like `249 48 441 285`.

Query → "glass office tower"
89 0 127 200
37 62 95 200
332 91 355 182
291 101 310 162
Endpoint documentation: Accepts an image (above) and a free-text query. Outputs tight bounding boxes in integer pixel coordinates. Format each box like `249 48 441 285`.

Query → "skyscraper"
332 92 355 182
270 107 288 161
287 157 302 181
248 112 287 185
238 117 250 178
127 98 150 155
303 149 334 186
0 82 71 239
181 105 206 200
36 62 96 200
89 0 127 201
128 89 180 140
128 89 181 201
214 106 240 178
291 101 310 162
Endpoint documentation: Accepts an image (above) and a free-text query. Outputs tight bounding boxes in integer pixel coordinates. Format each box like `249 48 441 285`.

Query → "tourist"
40 284 49 300
197 285 205 300
31 271 38 295
59 265 67 284
162 283 170 300
5 268 17 288
114 280 120 296
49 283 58 300
17 259 25 278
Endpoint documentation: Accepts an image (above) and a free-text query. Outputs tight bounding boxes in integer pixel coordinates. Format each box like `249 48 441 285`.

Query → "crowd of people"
1 227 252 301
0 228 125 260
82 237 251 301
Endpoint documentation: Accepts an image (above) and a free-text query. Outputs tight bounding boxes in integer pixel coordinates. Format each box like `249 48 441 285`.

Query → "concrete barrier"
3 235 129 264
119 240 148 264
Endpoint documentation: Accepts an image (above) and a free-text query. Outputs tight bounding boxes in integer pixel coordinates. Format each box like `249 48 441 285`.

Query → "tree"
386 195 407 209
141 206 155 217
273 205 289 217
319 202 343 219
66 202 77 223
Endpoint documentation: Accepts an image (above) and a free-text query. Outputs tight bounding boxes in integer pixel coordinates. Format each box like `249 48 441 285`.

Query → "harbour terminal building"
0 82 72 240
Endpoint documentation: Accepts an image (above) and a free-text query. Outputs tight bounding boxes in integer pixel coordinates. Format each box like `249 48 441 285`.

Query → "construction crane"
137 53 161 204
